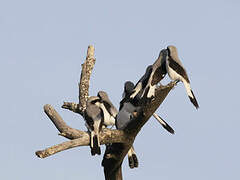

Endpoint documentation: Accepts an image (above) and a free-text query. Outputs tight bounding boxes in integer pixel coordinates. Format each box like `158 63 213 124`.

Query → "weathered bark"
36 45 176 180
78 45 96 112
44 104 84 139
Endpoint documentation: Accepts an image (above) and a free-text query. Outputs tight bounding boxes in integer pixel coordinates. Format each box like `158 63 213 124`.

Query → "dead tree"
35 45 176 180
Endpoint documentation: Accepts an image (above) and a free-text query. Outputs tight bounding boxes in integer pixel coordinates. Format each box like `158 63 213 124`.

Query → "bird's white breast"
95 102 115 126
166 59 182 81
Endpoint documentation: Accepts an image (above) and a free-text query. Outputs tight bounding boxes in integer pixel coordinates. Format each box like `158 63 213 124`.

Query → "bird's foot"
129 94 135 99
146 95 155 104
157 82 163 87
174 80 180 85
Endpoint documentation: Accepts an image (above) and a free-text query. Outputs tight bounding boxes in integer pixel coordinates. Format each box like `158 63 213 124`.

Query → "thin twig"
61 102 79 113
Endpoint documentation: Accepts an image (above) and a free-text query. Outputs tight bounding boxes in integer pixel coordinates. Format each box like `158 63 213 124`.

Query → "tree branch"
61 102 79 114
36 45 176 180
44 104 84 139
35 128 127 159
37 104 128 158
78 45 96 113
62 45 96 115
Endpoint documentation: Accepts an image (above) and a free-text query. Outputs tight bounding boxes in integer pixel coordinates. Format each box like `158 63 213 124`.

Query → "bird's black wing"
151 62 167 85
84 111 94 130
102 100 118 117
141 66 153 88
168 57 190 83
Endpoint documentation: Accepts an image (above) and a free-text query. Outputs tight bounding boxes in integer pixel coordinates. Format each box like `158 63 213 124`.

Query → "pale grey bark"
35 45 176 180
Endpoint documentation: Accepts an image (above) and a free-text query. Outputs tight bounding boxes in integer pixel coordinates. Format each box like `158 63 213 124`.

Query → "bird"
166 45 199 109
122 80 135 100
130 49 168 100
88 93 140 168
120 81 175 134
116 81 141 130
97 91 118 127
84 96 104 155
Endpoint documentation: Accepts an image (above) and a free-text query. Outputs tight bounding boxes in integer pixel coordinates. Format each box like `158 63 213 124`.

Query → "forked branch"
36 45 175 180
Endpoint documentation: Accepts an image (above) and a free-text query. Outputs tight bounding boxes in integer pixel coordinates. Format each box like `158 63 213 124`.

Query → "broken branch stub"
36 45 175 180
78 45 96 113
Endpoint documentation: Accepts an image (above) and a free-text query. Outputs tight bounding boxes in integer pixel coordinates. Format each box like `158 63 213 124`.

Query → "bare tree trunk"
35 45 176 180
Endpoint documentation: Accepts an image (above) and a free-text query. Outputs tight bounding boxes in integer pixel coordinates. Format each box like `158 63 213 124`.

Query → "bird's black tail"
162 121 175 134
91 135 101 156
183 80 199 109
153 113 175 134
188 90 199 109
128 153 138 169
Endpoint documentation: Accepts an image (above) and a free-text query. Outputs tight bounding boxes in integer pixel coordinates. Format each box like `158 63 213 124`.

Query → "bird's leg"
170 80 180 90
174 80 180 84
103 124 114 130
97 133 100 147
90 131 94 148
109 125 115 129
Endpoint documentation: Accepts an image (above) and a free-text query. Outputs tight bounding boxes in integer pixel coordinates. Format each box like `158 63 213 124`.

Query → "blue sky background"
1 0 240 179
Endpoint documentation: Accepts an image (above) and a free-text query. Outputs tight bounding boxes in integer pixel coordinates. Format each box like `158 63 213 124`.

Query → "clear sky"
1 0 240 179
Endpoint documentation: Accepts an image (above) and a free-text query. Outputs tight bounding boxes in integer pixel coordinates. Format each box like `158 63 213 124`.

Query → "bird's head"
146 65 153 73
124 81 135 94
158 49 168 63
144 65 153 79
167 45 178 58
97 91 109 101
87 96 100 105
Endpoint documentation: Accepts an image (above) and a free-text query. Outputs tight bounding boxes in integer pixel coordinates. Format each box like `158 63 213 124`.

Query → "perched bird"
166 45 199 109
151 49 168 85
130 49 168 100
117 81 141 130
96 89 139 169
115 81 140 168
85 96 104 155
97 91 118 127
